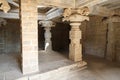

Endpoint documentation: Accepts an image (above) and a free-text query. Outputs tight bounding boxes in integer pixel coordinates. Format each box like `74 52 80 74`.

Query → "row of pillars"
20 0 89 75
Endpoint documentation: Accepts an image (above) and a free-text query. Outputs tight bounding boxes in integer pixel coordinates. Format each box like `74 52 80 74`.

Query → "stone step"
17 61 87 80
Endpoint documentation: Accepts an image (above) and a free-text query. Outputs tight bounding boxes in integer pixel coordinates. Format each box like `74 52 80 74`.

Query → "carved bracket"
0 0 10 13
63 7 89 22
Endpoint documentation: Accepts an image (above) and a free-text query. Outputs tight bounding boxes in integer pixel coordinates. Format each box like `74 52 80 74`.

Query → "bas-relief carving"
0 0 10 13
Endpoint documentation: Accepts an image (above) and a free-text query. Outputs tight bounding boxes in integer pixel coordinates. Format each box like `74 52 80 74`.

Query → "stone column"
69 23 82 61
39 21 55 52
63 7 89 62
20 0 39 75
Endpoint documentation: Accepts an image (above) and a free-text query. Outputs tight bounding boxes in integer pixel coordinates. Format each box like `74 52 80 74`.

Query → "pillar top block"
39 20 55 27
63 7 89 22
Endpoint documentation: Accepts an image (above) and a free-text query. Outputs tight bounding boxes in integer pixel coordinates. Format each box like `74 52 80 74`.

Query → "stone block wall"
0 19 20 54
114 22 120 62
83 16 107 58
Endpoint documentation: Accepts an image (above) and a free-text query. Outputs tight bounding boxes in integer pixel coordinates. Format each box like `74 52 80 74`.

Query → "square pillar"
69 23 82 62
20 0 39 75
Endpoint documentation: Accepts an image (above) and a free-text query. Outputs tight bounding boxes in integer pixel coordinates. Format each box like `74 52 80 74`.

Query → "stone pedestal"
20 0 39 75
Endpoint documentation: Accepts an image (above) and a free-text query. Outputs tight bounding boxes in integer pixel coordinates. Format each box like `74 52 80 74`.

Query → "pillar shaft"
69 23 82 61
20 0 39 75
44 27 52 51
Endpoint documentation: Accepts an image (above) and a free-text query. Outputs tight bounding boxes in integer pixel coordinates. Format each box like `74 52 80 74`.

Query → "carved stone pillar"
63 7 89 62
39 21 55 52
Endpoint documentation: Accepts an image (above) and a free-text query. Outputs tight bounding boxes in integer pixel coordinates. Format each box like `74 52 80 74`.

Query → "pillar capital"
39 20 55 28
0 0 10 13
0 18 6 26
63 7 89 22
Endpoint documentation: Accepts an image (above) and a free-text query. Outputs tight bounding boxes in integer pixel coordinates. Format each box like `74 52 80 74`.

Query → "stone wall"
83 16 107 58
114 22 120 62
0 19 20 54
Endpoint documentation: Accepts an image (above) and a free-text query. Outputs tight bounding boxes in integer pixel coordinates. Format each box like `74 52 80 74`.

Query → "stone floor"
0 51 120 80
0 51 74 80
66 55 120 80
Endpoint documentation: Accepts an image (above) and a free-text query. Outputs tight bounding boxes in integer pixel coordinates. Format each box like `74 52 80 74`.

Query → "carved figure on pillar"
63 7 89 62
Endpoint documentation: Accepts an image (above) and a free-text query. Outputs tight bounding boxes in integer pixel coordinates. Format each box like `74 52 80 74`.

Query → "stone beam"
89 6 120 17
46 7 58 15
89 6 112 16
76 0 108 8
37 0 75 8
0 12 19 19
7 0 19 7
0 12 46 20
46 8 63 20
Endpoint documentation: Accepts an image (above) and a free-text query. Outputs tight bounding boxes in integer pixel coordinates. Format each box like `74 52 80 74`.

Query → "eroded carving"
0 0 10 13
